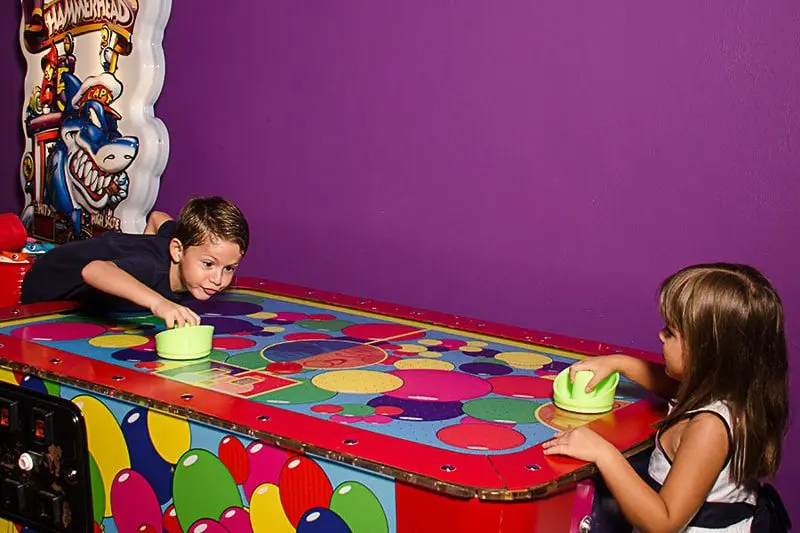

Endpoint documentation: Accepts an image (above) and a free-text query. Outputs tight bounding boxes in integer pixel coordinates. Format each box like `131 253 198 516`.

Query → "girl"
543 263 789 532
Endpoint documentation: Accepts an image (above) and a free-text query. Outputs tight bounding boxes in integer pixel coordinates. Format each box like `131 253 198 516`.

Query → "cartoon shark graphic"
44 71 138 238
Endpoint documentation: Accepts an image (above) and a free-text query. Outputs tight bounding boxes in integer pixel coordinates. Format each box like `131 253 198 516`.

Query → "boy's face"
170 237 243 300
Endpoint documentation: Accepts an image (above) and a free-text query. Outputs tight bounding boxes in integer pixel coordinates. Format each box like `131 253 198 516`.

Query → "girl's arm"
544 413 729 533
572 354 678 399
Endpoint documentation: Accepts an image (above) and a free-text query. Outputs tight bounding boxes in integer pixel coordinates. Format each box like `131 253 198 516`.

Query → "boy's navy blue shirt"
20 221 185 312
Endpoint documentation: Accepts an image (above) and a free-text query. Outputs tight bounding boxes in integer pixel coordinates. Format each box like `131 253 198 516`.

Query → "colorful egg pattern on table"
121 408 174 503
330 481 389 533
88 454 105 523
162 505 180 533
172 449 242 531
297 508 351 533
250 483 295 533
109 469 161 533
243 440 288 500
218 435 249 485
279 457 333 527
72 395 130 517
187 519 229 533
219 506 253 533
147 409 191 464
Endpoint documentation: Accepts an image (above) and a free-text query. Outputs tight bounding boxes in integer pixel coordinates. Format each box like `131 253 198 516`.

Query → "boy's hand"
542 426 617 463
151 299 200 328
569 355 621 392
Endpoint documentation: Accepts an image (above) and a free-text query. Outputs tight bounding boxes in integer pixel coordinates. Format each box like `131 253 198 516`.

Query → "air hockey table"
0 278 664 533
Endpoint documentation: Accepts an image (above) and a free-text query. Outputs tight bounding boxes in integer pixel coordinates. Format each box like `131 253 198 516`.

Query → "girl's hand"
542 426 616 463
569 355 620 392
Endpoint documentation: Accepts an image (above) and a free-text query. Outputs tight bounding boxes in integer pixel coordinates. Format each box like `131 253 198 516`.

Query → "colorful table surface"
0 278 663 500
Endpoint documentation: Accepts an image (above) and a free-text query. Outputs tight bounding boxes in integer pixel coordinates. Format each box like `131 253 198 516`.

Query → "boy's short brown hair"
174 197 249 254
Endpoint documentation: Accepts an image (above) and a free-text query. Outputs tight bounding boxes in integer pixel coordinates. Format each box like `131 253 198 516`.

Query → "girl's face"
659 325 685 379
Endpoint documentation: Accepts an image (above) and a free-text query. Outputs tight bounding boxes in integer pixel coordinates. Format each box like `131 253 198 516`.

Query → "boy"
20 197 249 328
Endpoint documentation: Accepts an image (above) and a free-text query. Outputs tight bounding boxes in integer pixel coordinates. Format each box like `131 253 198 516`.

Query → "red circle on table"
374 406 404 416
212 337 257 350
342 324 425 341
308 314 337 320
437 423 526 451
311 404 343 414
266 362 303 374
488 375 555 399
12 322 106 341
284 332 332 341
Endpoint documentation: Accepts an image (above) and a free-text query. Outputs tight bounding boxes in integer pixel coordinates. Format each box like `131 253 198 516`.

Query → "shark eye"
88 107 103 129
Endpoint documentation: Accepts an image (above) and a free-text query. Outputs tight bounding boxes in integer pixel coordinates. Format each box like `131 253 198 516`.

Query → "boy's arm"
144 211 173 235
81 260 199 328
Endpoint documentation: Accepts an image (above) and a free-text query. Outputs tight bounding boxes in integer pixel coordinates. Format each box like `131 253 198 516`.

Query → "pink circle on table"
266 362 303 374
131 338 156 352
441 339 467 349
342 324 425 341
311 404 343 414
330 414 362 424
460 416 515 426
274 312 307 321
363 415 392 424
437 423 526 451
309 314 336 320
488 375 555 399
386 370 492 402
12 322 106 341
284 332 332 341
212 337 257 350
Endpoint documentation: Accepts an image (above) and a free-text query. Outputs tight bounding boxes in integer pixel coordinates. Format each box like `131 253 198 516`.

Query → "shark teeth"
70 149 123 199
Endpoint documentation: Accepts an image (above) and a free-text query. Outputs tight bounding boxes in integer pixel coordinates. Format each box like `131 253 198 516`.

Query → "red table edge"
0 279 664 501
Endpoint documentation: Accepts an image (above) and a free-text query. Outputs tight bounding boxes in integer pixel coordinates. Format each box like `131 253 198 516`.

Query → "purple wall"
3 1 799 521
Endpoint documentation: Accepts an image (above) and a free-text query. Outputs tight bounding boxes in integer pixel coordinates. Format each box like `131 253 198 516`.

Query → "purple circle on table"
367 396 464 421
459 362 514 376
201 317 261 335
540 360 570 372
462 348 500 358
112 348 158 363
185 300 262 316
11 322 106 341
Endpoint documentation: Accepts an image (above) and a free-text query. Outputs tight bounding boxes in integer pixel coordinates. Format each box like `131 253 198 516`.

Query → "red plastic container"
0 213 27 252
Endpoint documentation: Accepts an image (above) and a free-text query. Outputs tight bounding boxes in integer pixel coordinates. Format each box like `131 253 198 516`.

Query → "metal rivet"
440 464 456 472
257 415 270 422
525 464 540 471
181 394 193 401
111 376 124 382
343 439 358 445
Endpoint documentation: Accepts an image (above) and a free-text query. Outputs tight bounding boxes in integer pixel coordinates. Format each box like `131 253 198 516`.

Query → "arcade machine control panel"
0 382 92 533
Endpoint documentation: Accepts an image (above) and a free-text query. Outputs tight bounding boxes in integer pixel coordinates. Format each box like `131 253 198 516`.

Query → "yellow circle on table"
466 341 488 347
394 359 454 370
263 326 285 333
418 339 442 346
396 343 426 353
460 346 483 353
311 370 403 394
89 334 149 348
495 351 552 369
249 311 277 320
417 350 443 358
